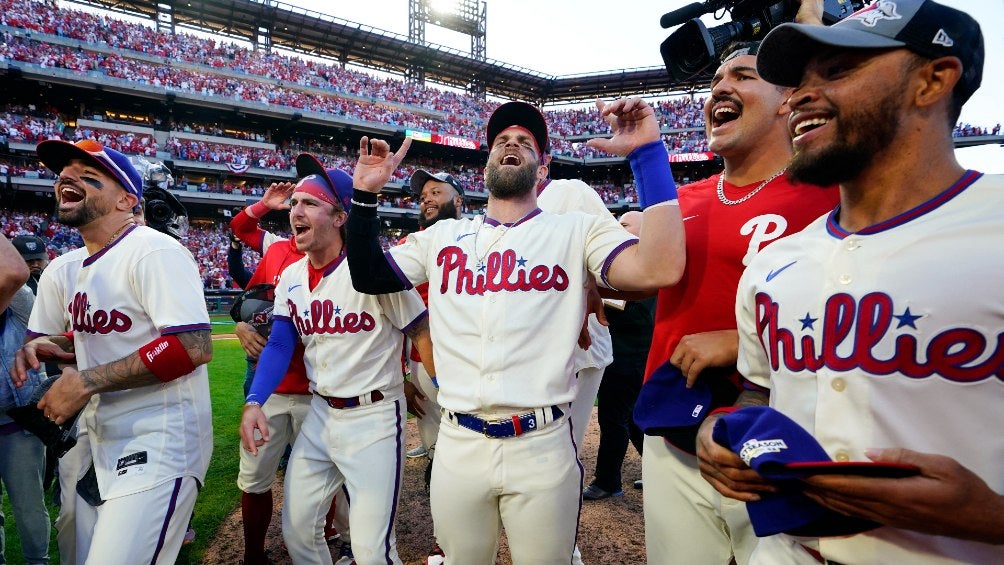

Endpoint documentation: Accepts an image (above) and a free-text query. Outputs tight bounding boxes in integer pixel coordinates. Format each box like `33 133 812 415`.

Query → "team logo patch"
849 1 902 27
739 438 788 466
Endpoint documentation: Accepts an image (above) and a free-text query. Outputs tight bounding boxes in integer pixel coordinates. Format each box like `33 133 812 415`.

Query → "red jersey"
231 211 309 395
644 173 839 381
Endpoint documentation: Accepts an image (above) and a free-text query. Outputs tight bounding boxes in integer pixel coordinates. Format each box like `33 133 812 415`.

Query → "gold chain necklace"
102 221 134 250
716 167 787 206
472 209 536 271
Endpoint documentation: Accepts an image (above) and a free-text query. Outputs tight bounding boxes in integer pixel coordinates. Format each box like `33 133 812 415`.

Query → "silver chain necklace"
716 167 787 206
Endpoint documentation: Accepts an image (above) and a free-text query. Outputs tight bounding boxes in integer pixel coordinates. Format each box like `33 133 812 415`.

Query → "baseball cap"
487 101 549 158
409 170 465 200
12 235 48 261
712 406 919 537
36 139 144 200
757 0 984 103
294 153 353 212
632 363 741 455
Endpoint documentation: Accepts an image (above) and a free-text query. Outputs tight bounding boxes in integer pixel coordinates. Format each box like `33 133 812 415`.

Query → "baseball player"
697 1 1004 562
12 139 213 564
240 163 433 565
345 98 686 563
636 38 840 564
230 165 349 564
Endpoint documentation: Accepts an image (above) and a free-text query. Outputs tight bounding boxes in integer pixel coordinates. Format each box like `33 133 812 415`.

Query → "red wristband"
139 334 197 382
247 200 270 219
62 331 74 340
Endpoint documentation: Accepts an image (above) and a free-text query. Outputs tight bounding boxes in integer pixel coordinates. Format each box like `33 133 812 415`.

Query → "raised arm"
346 136 414 294
586 98 686 291
230 181 295 253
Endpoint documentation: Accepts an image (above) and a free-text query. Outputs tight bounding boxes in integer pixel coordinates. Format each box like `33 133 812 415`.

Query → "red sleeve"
230 209 266 253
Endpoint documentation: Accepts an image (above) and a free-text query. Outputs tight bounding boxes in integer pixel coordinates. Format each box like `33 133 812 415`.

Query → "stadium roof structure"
67 0 693 104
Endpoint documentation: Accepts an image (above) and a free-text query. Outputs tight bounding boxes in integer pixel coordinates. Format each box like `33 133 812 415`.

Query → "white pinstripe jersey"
273 255 427 398
737 172 1004 563
388 208 637 415
27 225 212 499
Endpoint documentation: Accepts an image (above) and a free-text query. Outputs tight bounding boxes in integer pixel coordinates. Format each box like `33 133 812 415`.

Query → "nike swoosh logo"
456 232 476 242
766 261 797 282
683 215 699 221
287 284 302 292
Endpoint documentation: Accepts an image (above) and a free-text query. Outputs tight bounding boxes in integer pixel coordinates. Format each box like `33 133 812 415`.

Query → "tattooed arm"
407 316 435 379
37 329 212 424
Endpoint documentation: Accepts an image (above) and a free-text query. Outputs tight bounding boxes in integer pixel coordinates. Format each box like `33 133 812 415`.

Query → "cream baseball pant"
56 428 89 565
431 410 583 564
282 392 405 565
642 434 756 565
72 473 200 565
408 359 441 458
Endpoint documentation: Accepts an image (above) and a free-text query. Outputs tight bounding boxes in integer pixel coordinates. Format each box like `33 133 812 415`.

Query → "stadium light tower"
407 0 487 98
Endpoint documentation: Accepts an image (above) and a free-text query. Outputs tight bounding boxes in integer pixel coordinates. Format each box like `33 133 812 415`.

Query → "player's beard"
788 89 902 187
485 159 537 200
417 198 458 229
57 195 109 228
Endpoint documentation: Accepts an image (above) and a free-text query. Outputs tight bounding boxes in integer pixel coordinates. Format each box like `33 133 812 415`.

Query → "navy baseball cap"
294 153 353 212
633 363 740 455
487 101 549 158
757 0 984 104
713 406 919 537
12 235 47 261
409 170 465 200
36 139 144 200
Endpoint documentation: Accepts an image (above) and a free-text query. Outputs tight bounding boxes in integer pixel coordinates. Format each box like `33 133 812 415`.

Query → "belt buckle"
482 417 509 438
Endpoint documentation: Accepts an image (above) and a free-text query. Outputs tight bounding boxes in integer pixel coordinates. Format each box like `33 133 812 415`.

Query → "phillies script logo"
756 292 1004 382
288 299 376 336
67 292 132 334
437 247 569 295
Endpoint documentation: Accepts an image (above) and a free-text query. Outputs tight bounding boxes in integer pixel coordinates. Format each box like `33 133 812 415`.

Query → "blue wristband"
628 140 678 209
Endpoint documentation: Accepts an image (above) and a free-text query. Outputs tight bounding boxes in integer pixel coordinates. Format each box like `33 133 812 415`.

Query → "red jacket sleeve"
230 208 267 254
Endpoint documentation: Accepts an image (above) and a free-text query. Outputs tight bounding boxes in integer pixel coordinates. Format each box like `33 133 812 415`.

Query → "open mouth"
293 224 310 236
793 117 829 138
501 154 521 166
711 103 740 128
60 187 84 204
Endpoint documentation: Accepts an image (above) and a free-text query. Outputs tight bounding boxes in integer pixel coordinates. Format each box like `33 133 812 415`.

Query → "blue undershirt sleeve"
245 318 298 405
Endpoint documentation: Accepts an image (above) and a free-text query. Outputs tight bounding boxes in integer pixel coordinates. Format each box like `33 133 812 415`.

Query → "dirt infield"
203 412 645 564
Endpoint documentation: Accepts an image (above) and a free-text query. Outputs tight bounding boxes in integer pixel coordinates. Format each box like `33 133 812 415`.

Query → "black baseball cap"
757 0 984 103
409 170 465 200
12 235 47 261
487 101 549 157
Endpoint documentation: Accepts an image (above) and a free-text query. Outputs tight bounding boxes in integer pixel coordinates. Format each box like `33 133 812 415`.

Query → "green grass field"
2 337 247 564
